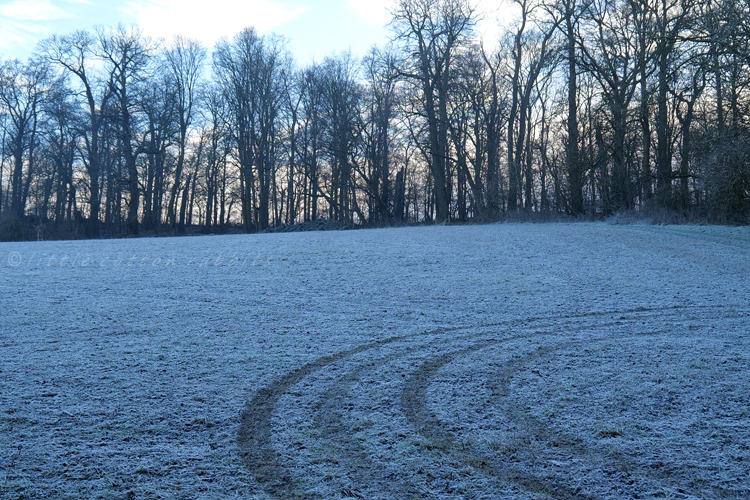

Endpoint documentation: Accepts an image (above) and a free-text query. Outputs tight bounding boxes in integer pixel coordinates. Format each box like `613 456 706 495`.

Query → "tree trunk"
566 0 583 216
656 48 672 206
11 140 25 218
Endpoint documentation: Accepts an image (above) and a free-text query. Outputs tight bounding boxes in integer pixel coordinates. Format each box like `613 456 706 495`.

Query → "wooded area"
1 0 749 240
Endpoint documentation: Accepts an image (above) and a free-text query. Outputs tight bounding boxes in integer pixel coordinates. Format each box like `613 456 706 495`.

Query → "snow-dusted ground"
1 222 749 499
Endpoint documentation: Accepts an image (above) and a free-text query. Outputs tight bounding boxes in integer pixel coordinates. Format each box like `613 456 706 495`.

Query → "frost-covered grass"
1 223 749 499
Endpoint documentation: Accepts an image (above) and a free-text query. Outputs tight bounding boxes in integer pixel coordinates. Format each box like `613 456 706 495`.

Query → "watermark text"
6 251 271 270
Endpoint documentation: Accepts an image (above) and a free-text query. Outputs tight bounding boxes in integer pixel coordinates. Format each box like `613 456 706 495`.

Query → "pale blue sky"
0 0 511 63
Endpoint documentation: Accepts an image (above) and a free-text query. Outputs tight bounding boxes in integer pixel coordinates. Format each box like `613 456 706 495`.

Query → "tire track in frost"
238 305 719 499
306 337 460 499
400 325 644 500
401 305 738 499
237 326 465 499
309 319 642 499
305 328 530 498
402 334 640 499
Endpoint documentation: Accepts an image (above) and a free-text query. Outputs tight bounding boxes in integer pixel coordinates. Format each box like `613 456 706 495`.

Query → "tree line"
1 0 749 240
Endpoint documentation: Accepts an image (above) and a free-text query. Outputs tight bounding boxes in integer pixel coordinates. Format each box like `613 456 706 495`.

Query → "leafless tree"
391 0 477 222
0 58 49 219
97 25 155 235
164 36 206 232
41 31 114 237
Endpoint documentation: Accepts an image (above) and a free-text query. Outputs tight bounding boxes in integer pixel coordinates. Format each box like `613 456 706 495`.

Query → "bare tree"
361 45 399 225
391 0 477 222
97 25 155 235
315 52 364 223
0 58 49 219
507 0 559 211
40 77 80 230
139 71 176 231
653 0 695 206
551 0 586 214
164 36 206 232
41 31 115 237
449 44 507 221
298 63 326 221
214 28 290 231
579 0 645 211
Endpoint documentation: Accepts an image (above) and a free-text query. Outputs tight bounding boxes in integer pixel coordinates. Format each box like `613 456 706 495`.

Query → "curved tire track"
238 305 738 499
237 326 464 499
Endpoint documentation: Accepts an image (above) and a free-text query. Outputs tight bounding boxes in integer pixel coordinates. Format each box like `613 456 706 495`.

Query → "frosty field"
1 222 749 499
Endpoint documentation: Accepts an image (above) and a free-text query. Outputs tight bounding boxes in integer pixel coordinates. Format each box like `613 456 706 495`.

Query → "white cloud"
345 0 514 48
0 0 71 21
476 1 509 48
467 0 520 51
123 0 307 48
0 0 76 57
346 0 395 26
0 22 29 53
